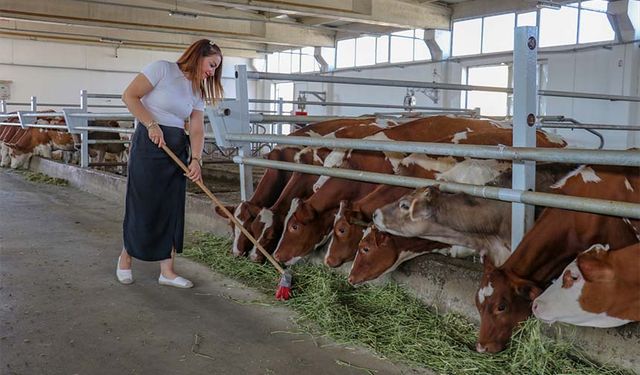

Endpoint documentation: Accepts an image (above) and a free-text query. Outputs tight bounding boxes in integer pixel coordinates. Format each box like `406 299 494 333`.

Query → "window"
279 51 291 74
390 35 414 63
465 65 509 116
290 50 300 73
300 47 317 72
579 1 615 43
321 47 336 70
336 38 356 68
253 58 266 72
414 39 431 61
267 53 278 73
356 36 376 66
272 82 294 134
376 36 389 63
482 13 515 53
517 12 537 27
452 18 482 56
539 5 579 47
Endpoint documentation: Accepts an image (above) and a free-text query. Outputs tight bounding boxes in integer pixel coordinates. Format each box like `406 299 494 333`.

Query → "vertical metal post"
277 97 284 135
0 100 6 113
79 90 89 168
511 26 538 250
30 96 37 111
235 65 254 200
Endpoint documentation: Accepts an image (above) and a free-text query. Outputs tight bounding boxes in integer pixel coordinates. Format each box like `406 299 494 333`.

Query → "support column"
235 65 254 201
511 26 538 250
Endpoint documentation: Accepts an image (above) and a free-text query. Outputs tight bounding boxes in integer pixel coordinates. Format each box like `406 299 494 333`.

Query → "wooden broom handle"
161 144 285 275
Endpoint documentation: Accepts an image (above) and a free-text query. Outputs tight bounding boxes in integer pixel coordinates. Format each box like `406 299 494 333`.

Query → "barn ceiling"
0 0 561 58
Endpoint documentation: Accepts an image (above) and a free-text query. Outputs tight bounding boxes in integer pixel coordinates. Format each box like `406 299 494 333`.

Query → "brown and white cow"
326 130 566 269
347 225 470 285
475 165 639 353
532 243 640 327
216 118 375 257
272 116 506 264
247 122 389 262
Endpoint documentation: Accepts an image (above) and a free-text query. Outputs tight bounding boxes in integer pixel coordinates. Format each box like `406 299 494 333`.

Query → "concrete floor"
0 169 427 375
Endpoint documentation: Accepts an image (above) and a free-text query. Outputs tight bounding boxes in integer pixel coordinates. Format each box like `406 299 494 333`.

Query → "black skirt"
123 124 189 261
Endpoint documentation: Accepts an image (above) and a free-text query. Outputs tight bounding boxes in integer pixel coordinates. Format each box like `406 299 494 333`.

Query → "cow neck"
357 185 411 219
309 177 378 214
270 172 318 216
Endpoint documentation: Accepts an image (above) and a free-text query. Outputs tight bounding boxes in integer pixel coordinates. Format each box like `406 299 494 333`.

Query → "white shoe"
116 256 134 285
158 274 193 289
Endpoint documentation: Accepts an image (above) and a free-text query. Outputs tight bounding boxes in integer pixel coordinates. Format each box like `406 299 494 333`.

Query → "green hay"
184 232 630 375
20 171 69 186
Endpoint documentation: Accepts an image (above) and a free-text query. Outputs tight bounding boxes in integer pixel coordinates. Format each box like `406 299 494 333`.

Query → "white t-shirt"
140 60 205 128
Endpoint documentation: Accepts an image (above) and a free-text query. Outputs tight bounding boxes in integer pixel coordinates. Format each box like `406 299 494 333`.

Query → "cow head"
324 200 368 268
247 208 282 263
372 186 443 237
215 202 261 257
532 244 632 328
475 259 542 353
273 198 333 265
348 225 396 285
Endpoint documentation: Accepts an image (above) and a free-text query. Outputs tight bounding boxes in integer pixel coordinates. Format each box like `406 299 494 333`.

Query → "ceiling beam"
197 0 451 29
0 18 266 57
0 0 335 47
452 0 575 21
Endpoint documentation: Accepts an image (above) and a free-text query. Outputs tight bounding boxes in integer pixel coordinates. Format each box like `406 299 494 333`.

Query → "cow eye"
338 228 345 234
291 224 298 231
400 201 410 210
497 303 506 312
361 247 369 253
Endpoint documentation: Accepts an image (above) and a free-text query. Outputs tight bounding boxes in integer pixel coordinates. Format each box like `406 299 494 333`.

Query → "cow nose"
476 343 487 353
372 210 379 222
532 301 539 314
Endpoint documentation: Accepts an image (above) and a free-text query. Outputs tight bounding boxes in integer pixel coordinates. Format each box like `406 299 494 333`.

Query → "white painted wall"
0 38 253 112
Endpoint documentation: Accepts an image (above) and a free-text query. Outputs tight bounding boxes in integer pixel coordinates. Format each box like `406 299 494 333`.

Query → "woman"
116 39 224 288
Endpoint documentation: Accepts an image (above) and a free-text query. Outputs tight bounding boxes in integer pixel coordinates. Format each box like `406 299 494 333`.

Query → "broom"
161 144 293 300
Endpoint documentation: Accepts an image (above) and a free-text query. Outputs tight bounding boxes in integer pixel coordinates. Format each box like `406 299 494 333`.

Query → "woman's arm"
122 74 155 125
186 110 205 182
122 74 165 148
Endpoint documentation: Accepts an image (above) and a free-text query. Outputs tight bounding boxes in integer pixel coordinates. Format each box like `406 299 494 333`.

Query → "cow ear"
577 253 614 282
510 277 542 301
214 205 235 219
245 202 263 218
409 197 429 221
296 202 316 223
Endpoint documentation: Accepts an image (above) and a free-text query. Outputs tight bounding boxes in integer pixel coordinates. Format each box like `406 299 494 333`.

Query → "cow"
532 243 640 327
215 118 376 257
474 165 639 353
71 120 127 166
246 122 390 262
347 225 473 285
271 116 505 264
325 129 568 269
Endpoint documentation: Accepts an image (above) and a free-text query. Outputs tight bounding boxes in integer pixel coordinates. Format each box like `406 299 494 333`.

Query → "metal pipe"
0 122 20 126
225 133 640 166
87 139 130 144
9 112 65 117
247 71 512 94
246 72 640 103
234 157 640 219
75 126 135 134
86 94 122 99
249 114 351 123
2 102 126 108
538 122 640 131
69 113 134 120
248 99 473 112
21 124 68 130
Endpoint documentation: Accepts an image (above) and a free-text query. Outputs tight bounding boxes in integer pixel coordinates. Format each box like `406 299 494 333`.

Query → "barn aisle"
0 169 423 375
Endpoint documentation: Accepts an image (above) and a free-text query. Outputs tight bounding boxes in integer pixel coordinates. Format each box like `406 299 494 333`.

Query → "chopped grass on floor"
183 232 630 375
19 171 69 186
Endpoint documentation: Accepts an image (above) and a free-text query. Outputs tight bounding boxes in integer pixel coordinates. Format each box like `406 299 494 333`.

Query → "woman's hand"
186 159 202 182
148 126 165 148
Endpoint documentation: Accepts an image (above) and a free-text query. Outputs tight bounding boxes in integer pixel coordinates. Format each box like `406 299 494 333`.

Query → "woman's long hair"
177 39 224 104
